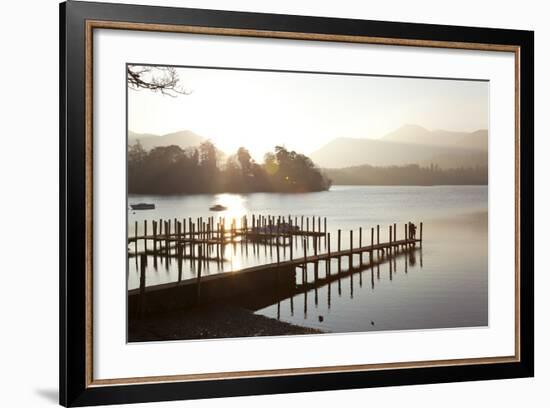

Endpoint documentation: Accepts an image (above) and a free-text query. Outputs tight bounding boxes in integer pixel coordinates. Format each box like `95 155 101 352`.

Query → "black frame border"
60 1 534 406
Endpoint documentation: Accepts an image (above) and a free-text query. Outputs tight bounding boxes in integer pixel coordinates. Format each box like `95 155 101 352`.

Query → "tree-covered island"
128 141 332 194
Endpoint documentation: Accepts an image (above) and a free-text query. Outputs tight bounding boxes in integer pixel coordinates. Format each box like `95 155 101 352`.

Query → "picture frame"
60 1 534 406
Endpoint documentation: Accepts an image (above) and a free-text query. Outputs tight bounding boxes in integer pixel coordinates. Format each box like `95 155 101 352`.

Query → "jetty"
127 214 423 317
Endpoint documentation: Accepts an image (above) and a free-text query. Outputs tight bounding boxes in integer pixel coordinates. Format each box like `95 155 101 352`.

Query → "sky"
128 65 489 161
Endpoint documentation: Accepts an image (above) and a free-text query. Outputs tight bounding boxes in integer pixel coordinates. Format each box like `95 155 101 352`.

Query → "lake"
128 185 488 332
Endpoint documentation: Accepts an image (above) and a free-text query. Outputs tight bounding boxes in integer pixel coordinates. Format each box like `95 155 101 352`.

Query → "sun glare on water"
212 193 248 227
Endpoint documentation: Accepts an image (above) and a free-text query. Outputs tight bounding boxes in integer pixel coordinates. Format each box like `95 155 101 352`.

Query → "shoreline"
128 184 488 197
128 303 324 342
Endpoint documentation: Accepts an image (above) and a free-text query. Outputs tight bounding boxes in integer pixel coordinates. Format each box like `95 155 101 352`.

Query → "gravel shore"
128 304 324 342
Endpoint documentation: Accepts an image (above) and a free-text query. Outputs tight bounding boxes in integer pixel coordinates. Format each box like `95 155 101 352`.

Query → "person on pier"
409 222 417 239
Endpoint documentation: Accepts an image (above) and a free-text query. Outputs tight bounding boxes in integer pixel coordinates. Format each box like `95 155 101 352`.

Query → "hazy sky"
128 66 488 161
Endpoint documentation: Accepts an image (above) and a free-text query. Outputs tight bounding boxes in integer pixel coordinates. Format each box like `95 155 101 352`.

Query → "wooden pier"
128 215 421 260
128 214 423 316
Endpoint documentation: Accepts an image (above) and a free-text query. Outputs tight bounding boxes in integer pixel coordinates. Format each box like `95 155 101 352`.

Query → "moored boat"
209 204 228 211
130 203 155 210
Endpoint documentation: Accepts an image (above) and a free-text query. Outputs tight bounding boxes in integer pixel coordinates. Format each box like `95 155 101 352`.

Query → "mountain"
310 125 488 169
128 130 205 151
382 124 488 151
456 129 489 151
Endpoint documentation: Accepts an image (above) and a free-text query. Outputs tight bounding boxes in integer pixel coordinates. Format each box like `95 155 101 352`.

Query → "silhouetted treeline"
325 163 488 186
128 141 332 194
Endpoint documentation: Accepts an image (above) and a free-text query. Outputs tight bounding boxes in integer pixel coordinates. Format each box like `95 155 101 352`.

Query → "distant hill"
382 124 488 151
310 137 487 169
128 130 205 151
310 125 488 169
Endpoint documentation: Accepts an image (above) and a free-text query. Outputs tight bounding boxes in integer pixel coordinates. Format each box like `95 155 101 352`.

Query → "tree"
127 65 191 96
198 141 220 192
265 146 331 192
222 156 243 192
237 147 253 176
128 140 147 165
199 141 218 170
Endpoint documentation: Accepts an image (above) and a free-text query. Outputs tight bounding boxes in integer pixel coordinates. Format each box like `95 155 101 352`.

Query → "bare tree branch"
127 65 192 97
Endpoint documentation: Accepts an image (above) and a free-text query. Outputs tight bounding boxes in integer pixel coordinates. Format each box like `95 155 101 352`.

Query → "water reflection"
251 247 425 333
225 245 422 313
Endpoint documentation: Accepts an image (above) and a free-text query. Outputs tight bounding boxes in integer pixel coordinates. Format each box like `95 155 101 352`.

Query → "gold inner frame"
84 20 521 388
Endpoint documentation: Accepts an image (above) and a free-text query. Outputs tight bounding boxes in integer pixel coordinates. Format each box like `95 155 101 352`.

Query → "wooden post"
306 217 309 233
324 217 327 235
376 224 380 258
153 221 157 253
144 220 148 253
389 225 393 257
318 217 321 234
359 227 363 265
191 222 195 259
349 230 353 267
290 235 293 260
139 253 146 293
177 221 182 258
303 238 308 284
134 221 138 254
389 246 393 280
181 223 187 257
314 236 318 257
327 233 331 276
393 223 397 242
337 229 341 273
196 246 202 304
163 220 168 254
301 215 304 232
216 222 220 261
420 222 423 247
370 227 374 262
405 223 408 248
207 222 211 254
276 220 280 247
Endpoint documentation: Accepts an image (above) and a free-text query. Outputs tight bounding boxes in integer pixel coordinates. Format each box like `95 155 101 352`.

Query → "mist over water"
128 185 488 332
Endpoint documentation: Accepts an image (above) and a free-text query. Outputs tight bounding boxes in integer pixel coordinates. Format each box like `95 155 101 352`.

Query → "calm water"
128 185 488 332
